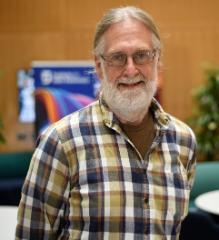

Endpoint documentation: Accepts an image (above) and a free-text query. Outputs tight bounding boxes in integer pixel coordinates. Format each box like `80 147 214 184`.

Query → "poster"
31 61 99 136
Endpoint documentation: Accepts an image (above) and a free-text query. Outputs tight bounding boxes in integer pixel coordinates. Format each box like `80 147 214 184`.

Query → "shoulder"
56 99 100 129
151 98 196 146
168 114 196 142
39 100 100 143
165 114 197 161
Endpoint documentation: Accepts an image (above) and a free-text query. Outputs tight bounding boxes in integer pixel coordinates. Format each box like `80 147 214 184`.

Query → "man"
16 6 196 239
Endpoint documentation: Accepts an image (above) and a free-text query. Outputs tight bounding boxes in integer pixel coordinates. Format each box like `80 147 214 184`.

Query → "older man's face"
95 18 159 87
95 18 159 124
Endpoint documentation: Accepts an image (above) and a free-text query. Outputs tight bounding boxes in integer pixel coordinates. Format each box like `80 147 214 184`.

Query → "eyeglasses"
100 49 160 67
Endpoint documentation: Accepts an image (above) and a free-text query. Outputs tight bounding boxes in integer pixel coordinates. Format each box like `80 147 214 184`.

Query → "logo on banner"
40 69 91 86
41 70 53 85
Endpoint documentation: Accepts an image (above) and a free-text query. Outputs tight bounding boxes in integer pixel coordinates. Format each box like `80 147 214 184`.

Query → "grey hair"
93 6 161 55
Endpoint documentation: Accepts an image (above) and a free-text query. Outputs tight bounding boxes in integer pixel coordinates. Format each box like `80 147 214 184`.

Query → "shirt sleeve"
16 126 70 240
186 131 197 190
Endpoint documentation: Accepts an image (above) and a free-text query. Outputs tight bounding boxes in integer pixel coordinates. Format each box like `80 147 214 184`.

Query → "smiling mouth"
118 81 144 89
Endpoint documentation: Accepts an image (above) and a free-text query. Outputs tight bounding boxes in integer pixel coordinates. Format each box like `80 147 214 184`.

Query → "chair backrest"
190 161 219 201
0 151 32 179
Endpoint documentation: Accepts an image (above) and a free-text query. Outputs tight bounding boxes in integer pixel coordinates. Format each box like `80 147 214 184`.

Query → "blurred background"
0 1 219 239
0 0 219 153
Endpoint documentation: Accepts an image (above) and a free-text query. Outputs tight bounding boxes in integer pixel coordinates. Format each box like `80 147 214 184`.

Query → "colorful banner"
31 61 99 136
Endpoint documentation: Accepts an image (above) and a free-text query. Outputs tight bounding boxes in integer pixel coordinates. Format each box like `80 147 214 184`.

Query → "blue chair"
180 161 219 239
0 152 32 205
189 161 219 209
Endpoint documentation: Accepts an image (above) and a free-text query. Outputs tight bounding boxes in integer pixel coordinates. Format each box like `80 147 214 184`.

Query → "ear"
94 55 104 81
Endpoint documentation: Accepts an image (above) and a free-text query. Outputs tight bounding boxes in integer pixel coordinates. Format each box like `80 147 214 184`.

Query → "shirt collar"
150 98 170 130
99 95 119 129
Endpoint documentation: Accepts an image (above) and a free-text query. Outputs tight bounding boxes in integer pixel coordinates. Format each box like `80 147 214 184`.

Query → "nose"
123 56 139 78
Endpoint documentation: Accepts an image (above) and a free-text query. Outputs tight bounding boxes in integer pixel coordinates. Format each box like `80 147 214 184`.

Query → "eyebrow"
107 48 152 55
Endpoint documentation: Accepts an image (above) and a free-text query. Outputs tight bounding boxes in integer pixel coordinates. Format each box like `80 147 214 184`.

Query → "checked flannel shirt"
16 97 196 240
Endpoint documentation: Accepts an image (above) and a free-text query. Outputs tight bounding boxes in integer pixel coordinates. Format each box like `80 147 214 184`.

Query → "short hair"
93 6 161 55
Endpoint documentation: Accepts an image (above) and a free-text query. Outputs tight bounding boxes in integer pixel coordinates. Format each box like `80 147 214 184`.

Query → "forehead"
102 18 153 54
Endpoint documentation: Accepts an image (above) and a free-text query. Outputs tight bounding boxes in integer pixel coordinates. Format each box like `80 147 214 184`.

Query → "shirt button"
144 196 148 203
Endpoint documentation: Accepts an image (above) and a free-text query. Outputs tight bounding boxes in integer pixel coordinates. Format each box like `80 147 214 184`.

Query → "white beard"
101 74 157 124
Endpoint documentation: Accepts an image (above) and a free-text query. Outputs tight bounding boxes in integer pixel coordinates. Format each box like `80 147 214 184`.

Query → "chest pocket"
147 152 190 221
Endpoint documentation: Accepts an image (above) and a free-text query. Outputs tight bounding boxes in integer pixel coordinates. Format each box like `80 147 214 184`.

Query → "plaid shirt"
16 98 196 240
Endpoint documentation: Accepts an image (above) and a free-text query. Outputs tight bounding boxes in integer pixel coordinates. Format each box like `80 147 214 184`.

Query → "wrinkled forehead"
101 18 154 54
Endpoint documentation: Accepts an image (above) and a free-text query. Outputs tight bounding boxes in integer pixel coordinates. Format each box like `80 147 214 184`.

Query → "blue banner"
32 61 99 97
31 61 100 136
